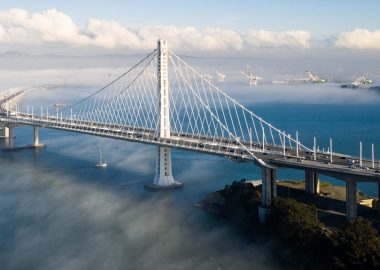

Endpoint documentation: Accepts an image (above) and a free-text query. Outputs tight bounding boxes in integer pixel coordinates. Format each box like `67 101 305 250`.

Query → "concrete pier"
1 126 45 150
34 127 39 146
346 180 357 222
259 167 277 223
0 127 9 138
378 183 380 215
7 126 14 147
305 171 320 195
262 167 277 207
32 126 45 148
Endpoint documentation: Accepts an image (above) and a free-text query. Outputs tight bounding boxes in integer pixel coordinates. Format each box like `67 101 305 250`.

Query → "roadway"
1 90 380 183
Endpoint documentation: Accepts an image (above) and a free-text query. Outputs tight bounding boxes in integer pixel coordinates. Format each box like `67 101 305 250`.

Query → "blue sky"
1 0 379 37
0 0 380 53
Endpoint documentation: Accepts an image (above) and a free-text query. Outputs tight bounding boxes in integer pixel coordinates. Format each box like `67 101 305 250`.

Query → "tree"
266 198 321 243
333 217 380 269
265 198 333 268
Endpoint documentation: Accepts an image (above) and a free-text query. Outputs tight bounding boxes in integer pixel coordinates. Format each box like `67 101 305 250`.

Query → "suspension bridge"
0 40 379 221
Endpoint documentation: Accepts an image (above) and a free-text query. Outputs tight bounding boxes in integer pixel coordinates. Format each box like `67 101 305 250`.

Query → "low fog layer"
1 51 380 105
0 133 278 270
1 39 379 270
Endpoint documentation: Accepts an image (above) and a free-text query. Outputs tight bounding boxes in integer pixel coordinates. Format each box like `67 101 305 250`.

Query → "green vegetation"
266 198 380 269
266 198 332 268
203 180 380 269
220 179 261 224
333 218 380 269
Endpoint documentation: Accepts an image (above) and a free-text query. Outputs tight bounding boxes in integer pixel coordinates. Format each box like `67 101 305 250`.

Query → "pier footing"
262 167 277 207
144 181 183 191
1 144 46 151
258 206 267 223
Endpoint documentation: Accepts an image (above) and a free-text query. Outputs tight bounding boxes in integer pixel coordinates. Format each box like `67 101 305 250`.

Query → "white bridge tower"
149 40 182 189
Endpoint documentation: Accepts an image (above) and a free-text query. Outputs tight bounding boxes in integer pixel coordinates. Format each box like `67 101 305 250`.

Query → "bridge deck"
1 110 379 183
1 88 380 184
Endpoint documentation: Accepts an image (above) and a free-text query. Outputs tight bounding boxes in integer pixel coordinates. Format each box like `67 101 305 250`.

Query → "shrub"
266 197 321 243
333 218 380 269
265 197 334 268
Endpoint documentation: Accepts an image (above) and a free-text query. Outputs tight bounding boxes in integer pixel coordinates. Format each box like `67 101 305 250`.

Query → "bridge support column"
262 167 277 207
34 127 39 146
145 39 182 190
305 171 320 195
7 126 15 148
0 127 9 138
151 146 181 187
262 168 277 206
259 167 277 223
32 126 45 148
346 180 357 222
378 183 380 215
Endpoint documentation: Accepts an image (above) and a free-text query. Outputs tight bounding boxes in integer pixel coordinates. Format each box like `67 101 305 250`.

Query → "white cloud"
4 9 380 52
0 8 88 45
334 28 380 49
84 19 141 49
0 8 311 52
244 30 311 48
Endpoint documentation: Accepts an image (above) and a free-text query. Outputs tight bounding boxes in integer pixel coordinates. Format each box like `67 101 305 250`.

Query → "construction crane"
241 71 263 86
216 71 226 82
306 70 326 83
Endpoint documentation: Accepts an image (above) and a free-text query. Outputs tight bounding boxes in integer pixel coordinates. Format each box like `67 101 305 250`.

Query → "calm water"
1 87 380 269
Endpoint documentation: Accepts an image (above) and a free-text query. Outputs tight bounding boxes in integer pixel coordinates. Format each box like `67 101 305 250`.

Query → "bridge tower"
148 40 182 189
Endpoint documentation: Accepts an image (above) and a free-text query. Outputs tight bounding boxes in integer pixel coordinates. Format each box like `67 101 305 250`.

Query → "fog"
1 48 380 270
0 133 278 270
1 50 380 106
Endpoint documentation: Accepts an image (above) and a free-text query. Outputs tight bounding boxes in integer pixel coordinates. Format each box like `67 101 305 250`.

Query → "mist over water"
1 54 380 269
0 132 280 270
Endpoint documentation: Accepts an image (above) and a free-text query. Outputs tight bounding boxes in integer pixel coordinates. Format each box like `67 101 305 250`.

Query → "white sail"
95 148 107 168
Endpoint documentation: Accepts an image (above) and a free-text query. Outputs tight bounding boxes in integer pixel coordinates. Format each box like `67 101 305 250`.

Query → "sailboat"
95 148 107 168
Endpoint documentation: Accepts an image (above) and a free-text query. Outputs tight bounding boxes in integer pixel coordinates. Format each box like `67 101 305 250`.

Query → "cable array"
7 48 312 164
168 51 311 153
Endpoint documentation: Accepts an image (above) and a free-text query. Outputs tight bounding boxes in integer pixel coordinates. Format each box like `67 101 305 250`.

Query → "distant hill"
0 51 30 57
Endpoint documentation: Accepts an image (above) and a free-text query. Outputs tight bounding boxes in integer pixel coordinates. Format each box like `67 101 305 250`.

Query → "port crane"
216 71 226 82
341 75 373 88
351 75 372 86
306 70 326 83
241 71 262 86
